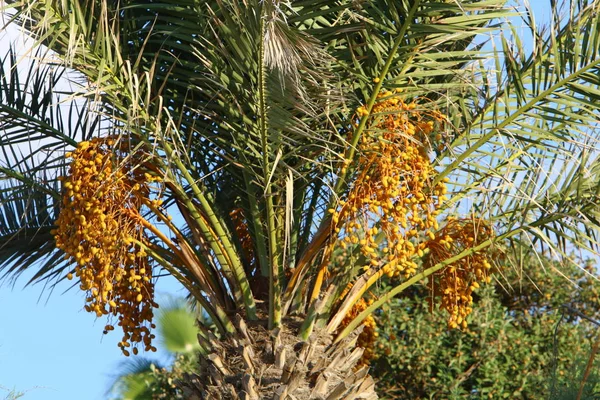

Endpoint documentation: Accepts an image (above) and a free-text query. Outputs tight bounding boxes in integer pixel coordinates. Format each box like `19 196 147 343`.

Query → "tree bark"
181 316 378 400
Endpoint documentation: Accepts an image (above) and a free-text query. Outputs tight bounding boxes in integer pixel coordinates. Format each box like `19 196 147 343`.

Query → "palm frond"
437 0 600 258
0 44 97 286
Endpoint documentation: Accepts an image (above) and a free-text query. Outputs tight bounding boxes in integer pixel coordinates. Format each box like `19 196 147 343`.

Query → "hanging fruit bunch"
330 93 496 357
230 208 257 275
53 137 161 355
331 92 448 280
327 93 448 363
425 217 495 329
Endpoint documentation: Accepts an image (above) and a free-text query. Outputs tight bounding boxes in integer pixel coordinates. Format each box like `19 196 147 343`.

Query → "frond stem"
161 141 257 320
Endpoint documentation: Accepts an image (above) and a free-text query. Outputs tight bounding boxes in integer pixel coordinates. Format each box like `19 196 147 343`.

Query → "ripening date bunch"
425 217 495 329
334 94 495 333
331 93 449 280
53 137 161 355
230 208 257 273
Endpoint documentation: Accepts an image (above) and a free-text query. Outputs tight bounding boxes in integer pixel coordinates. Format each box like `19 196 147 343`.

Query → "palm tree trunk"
182 317 377 400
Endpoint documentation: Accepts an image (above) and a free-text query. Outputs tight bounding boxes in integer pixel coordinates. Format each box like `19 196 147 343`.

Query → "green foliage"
549 355 600 400
109 355 195 400
109 300 201 400
156 300 204 355
372 253 600 399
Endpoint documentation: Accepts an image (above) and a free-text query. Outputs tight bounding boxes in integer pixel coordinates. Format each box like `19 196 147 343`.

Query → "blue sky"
0 2 552 399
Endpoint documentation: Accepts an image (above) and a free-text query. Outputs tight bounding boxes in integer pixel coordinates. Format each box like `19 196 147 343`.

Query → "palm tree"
2 0 600 397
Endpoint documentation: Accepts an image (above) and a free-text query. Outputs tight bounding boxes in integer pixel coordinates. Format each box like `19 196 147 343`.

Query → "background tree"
2 0 600 398
372 251 600 399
